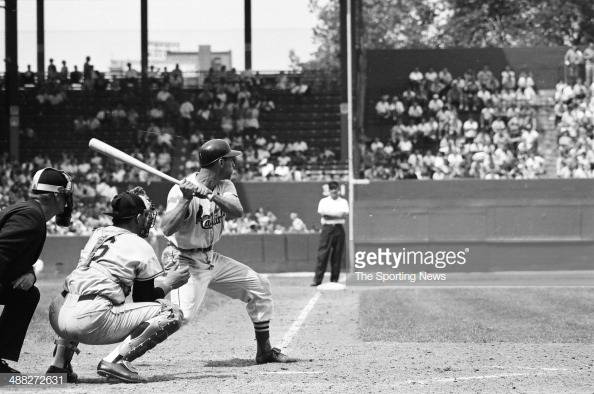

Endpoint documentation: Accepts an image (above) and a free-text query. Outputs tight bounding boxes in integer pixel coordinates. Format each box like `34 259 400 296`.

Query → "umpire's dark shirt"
0 201 45 287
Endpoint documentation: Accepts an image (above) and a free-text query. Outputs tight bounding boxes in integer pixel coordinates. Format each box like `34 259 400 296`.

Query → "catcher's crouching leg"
46 338 80 383
97 300 183 383
120 300 183 362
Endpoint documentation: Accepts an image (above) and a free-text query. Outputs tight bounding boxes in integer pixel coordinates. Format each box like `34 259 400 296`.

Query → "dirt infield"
2 273 594 393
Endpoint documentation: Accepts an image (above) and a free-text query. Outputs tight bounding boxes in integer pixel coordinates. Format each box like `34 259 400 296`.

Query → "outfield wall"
41 233 321 277
39 179 594 276
354 179 594 272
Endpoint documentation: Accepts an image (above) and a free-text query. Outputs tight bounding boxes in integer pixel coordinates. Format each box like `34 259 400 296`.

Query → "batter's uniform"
49 225 181 348
161 175 273 323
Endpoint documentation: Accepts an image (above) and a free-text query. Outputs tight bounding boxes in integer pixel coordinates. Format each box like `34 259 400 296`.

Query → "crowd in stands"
0 155 313 236
222 209 312 235
367 65 545 179
18 56 345 182
553 76 594 178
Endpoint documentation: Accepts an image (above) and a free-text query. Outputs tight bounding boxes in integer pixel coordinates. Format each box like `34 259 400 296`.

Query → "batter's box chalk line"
279 291 322 351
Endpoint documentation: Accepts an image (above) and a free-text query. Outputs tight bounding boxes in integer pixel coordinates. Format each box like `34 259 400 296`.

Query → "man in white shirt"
311 182 349 286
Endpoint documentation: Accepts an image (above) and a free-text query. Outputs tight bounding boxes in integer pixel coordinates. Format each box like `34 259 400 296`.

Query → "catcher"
46 187 189 383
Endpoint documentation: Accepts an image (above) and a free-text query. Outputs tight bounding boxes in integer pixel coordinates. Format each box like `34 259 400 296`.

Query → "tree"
305 0 594 68
444 0 594 47
308 0 450 68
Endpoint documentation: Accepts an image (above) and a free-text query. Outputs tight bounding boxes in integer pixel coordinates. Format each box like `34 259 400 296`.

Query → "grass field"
359 288 594 342
3 271 594 393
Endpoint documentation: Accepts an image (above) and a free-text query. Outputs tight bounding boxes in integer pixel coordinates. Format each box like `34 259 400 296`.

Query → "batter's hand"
165 265 190 289
12 272 36 291
192 182 212 199
179 179 211 200
179 179 197 200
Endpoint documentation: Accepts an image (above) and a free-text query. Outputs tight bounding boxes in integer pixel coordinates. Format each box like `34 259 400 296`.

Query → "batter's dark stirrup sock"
254 320 271 351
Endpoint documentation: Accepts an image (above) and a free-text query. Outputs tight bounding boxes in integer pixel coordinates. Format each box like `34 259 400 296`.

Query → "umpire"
311 181 349 286
0 168 74 373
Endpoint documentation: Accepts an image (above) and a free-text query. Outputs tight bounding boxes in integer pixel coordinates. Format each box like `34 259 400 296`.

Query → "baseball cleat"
96 360 145 383
0 360 19 373
256 347 289 364
47 364 78 383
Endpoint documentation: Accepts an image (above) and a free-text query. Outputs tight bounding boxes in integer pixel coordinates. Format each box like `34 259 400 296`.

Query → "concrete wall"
353 179 594 272
41 233 321 277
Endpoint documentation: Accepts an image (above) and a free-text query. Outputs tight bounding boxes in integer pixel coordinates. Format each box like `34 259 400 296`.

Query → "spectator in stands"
21 65 35 86
170 64 183 89
501 65 516 90
290 78 309 95
376 95 391 119
179 95 195 134
47 59 57 82
565 44 584 84
288 212 307 233
427 94 444 115
69 65 82 85
276 71 289 90
573 78 588 100
83 56 93 88
409 67 424 89
408 101 423 123
161 67 170 85
124 63 140 89
59 61 68 85
390 95 405 121
425 68 438 84
148 65 159 87
438 67 453 86
93 71 108 91
584 42 594 88
477 65 493 89
156 85 172 103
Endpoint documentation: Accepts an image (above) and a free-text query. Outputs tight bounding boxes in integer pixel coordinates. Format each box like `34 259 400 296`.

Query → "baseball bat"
88 138 181 185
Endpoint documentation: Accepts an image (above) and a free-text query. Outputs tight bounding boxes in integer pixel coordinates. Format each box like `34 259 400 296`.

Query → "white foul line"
279 291 322 350
397 370 578 386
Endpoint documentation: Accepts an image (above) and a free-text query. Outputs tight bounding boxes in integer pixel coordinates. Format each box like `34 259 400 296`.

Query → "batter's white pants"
48 293 167 344
161 245 273 323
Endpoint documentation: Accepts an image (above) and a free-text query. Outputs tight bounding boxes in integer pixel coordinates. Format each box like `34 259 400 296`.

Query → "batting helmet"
198 139 241 167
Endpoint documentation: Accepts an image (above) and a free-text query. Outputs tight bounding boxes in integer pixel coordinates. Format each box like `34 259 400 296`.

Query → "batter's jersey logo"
196 205 225 229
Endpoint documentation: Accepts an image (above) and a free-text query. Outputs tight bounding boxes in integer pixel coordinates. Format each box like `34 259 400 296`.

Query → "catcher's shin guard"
119 304 183 362
48 339 80 383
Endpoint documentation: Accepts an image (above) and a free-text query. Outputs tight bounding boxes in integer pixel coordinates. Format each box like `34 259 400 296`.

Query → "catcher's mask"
30 167 74 227
107 187 156 238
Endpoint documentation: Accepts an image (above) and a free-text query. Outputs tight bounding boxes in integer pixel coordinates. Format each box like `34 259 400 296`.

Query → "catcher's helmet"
198 139 241 167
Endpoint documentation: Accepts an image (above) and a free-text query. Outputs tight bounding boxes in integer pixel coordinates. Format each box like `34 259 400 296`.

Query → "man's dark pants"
0 285 40 361
314 224 345 284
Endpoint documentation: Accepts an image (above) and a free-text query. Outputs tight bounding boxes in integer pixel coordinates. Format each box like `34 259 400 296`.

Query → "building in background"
110 43 232 85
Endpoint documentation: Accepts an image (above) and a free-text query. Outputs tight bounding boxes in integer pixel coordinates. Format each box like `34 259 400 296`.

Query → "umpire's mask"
31 167 74 227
